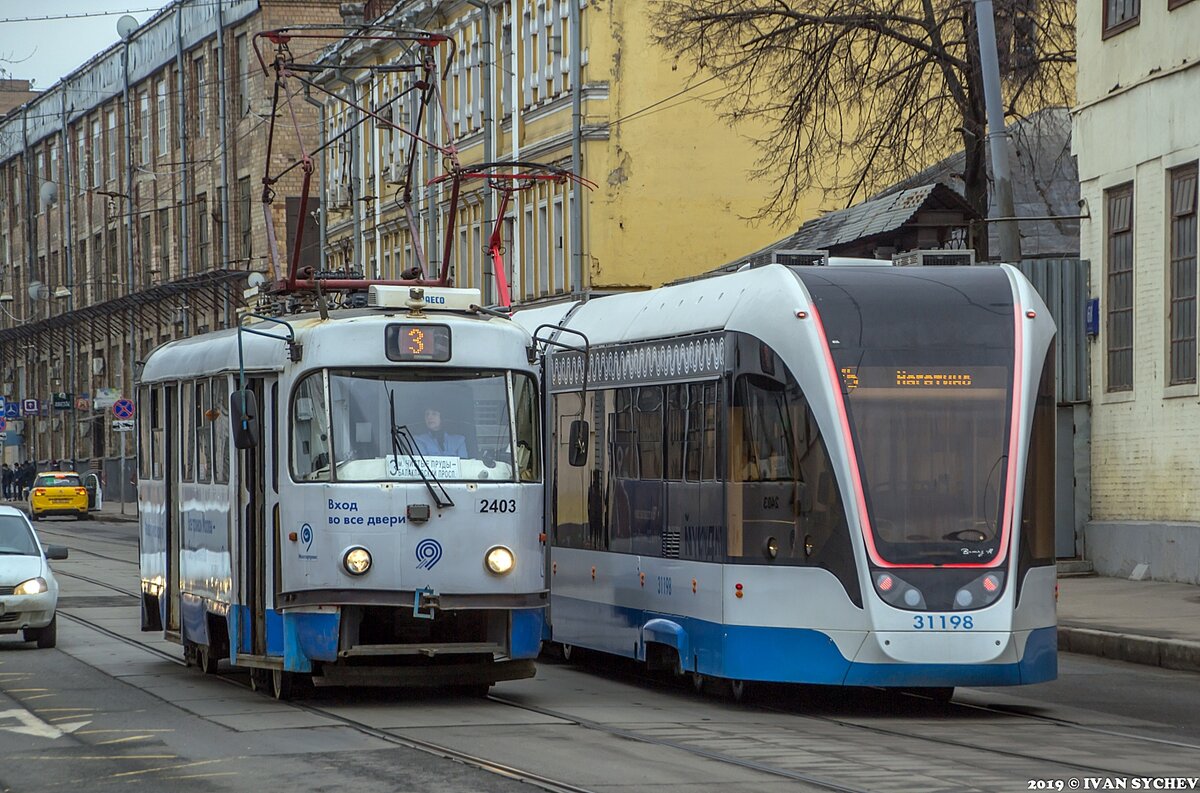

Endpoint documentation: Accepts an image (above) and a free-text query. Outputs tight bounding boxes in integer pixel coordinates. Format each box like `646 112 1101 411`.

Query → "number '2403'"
913 615 974 630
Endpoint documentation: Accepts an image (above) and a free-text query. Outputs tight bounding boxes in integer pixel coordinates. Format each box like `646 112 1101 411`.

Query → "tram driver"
413 407 469 458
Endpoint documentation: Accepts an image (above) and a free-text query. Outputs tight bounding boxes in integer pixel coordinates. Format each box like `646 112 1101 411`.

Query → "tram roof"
139 307 533 384
512 262 1027 349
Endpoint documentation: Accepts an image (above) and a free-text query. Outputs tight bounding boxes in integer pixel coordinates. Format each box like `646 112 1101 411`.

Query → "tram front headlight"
874 572 926 610
956 571 1006 610
342 546 372 576
485 545 515 575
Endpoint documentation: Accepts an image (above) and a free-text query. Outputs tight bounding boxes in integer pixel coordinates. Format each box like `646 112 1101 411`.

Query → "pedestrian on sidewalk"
1 464 11 500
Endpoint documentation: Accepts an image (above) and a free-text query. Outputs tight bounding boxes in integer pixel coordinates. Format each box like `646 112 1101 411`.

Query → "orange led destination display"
894 369 973 387
385 324 452 362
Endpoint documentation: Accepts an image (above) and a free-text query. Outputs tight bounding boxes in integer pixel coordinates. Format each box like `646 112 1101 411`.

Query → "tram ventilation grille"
662 530 681 559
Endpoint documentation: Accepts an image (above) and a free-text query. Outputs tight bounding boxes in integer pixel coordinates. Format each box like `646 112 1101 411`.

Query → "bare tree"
650 0 1075 236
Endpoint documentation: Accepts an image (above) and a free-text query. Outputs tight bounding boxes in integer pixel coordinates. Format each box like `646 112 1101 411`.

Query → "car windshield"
0 515 38 556
35 474 81 488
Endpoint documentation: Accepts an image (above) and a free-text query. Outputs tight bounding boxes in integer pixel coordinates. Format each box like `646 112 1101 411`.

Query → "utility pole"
973 0 1022 262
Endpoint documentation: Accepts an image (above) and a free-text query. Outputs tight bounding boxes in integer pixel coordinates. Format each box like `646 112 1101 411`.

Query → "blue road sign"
21 399 38 416
3 403 16 421
112 398 135 420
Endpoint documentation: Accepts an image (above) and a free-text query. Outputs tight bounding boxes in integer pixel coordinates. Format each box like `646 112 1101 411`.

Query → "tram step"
1056 559 1096 577
339 641 505 658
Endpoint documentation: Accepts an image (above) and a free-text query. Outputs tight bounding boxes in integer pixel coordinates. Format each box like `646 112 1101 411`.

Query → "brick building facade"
0 0 339 483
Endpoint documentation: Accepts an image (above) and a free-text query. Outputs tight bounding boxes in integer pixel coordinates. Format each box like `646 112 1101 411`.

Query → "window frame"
1103 0 1140 37
1105 182 1136 392
1167 163 1198 387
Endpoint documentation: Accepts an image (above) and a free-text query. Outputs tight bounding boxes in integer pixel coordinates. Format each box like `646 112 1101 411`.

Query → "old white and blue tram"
137 286 545 698
516 261 1058 694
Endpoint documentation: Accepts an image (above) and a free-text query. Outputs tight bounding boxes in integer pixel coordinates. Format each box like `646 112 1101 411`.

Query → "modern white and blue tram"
136 286 545 698
515 260 1058 694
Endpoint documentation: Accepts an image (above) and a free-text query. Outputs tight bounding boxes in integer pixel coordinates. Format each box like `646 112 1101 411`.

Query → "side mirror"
44 545 68 560
230 389 259 450
568 420 589 467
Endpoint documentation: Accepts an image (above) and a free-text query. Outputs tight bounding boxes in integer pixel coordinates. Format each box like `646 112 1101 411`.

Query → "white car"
0 505 68 648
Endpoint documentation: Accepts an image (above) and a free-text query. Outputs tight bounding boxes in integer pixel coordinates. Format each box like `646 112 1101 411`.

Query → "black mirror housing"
44 545 69 560
568 420 589 467
230 389 259 450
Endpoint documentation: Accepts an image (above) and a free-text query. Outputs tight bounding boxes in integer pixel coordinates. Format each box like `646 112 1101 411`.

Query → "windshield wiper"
388 389 454 509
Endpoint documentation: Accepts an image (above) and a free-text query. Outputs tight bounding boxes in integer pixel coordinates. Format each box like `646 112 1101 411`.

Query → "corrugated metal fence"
1015 258 1090 404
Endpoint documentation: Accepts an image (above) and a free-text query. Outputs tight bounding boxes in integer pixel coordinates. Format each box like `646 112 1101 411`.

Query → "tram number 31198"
478 498 518 514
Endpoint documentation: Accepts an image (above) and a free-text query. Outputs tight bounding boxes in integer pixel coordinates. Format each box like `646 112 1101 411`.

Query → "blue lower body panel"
552 595 1057 687
510 609 545 659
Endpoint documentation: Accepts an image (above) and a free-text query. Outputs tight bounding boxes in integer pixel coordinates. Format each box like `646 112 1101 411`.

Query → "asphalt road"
2 517 1197 793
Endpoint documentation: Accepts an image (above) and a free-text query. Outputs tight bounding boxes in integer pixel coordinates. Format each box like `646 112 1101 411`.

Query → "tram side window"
685 381 721 481
137 386 152 480
635 386 664 480
665 385 685 480
733 374 797 483
291 372 331 482
196 380 212 483
151 386 165 480
513 373 540 481
181 382 195 482
212 377 230 484
1020 350 1056 570
610 388 637 479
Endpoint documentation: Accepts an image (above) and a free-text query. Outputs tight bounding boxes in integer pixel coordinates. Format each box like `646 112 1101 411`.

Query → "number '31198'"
913 615 974 630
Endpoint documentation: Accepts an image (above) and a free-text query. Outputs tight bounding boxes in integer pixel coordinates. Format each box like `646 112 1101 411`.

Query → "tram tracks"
43 533 1200 790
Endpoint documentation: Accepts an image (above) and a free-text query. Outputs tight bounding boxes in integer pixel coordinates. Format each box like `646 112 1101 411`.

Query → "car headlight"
14 577 48 596
485 546 514 575
342 546 372 576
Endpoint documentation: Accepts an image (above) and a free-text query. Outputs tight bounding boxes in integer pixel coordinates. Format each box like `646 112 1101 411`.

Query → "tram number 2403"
913 614 975 630
478 498 518 514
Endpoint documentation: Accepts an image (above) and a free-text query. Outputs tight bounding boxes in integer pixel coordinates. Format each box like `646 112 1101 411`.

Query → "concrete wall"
1074 0 1200 580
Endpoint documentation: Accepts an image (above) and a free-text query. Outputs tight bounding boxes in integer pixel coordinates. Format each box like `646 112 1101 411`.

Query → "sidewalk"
1057 574 1200 674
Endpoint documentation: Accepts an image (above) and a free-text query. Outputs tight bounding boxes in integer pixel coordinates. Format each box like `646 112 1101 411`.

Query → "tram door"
164 384 181 634
237 377 270 656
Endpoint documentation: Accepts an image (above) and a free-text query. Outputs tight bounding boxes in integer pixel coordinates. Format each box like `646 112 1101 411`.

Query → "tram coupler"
413 587 439 620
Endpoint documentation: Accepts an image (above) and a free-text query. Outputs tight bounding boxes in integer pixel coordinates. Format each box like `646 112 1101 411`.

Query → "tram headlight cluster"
954 571 1006 610
873 572 926 610
342 546 373 576
485 546 515 575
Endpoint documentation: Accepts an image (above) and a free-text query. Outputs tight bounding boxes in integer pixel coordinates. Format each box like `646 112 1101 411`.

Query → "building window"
106 111 118 183
196 56 208 138
91 119 102 188
139 215 152 289
1169 164 1198 386
158 208 171 278
237 176 252 261
1169 0 1194 10
1106 183 1135 392
1103 0 1139 36
235 34 250 116
157 79 169 156
196 192 209 269
139 91 151 164
76 128 87 193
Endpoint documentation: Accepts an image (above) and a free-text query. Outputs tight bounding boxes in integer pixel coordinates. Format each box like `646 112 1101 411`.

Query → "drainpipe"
350 78 363 272
569 0 584 297
467 0 494 304
60 83 77 466
176 5 190 294
215 0 232 322
973 0 1021 262
123 30 137 513
303 88 328 272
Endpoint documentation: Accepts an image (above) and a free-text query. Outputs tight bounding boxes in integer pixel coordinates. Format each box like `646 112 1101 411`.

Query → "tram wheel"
561 643 577 662
692 673 706 694
272 669 295 701
197 645 220 675
729 679 748 703
249 669 269 693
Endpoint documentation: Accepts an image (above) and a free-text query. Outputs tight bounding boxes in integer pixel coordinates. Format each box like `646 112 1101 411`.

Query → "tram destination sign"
385 324 451 362
549 332 726 392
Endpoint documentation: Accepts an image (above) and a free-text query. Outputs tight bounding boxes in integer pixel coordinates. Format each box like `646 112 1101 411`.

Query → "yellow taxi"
29 472 90 521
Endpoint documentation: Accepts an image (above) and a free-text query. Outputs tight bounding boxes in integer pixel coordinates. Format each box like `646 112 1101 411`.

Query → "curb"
1059 625 1200 674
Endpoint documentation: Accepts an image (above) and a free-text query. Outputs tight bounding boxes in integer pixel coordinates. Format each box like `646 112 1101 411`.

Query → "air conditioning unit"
771 249 829 267
893 249 976 267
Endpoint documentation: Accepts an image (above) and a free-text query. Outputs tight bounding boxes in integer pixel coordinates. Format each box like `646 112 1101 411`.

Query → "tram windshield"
291 369 539 483
798 266 1016 566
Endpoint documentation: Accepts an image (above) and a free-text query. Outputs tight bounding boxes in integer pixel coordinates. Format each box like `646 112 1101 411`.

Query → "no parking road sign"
112 398 135 420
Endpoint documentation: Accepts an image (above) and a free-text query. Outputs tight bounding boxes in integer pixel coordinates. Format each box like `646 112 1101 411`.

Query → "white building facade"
1073 0 1200 583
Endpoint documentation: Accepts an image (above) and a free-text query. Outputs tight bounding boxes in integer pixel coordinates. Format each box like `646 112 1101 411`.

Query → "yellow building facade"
315 0 810 302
